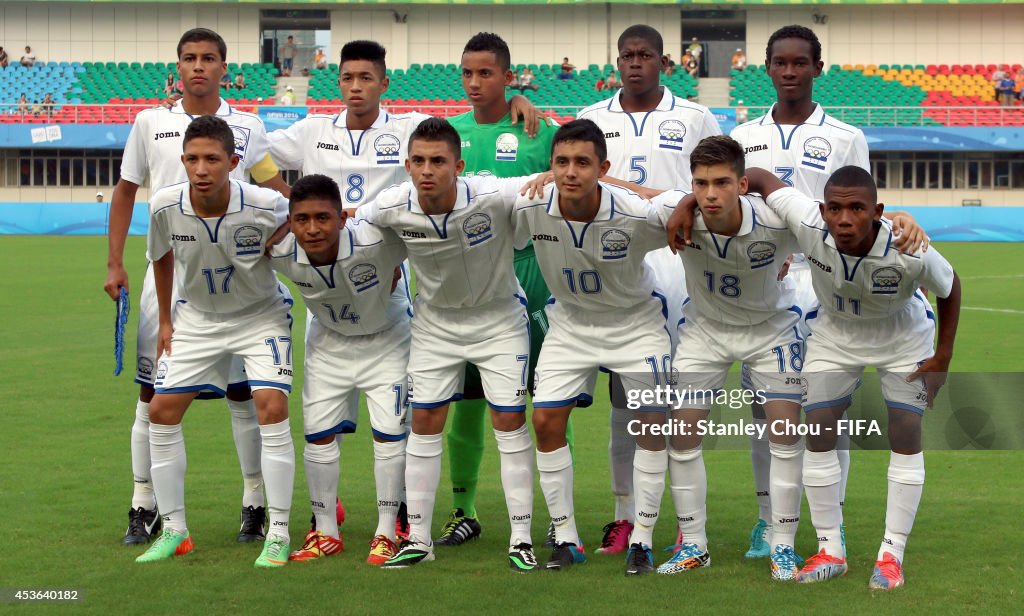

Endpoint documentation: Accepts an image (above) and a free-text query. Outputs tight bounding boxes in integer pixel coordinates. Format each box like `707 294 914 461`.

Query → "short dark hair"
551 119 607 162
183 115 235 157
690 135 745 177
463 32 511 72
618 24 664 56
177 28 227 62
766 25 821 64
290 174 342 212
408 117 461 159
825 166 877 203
340 40 387 76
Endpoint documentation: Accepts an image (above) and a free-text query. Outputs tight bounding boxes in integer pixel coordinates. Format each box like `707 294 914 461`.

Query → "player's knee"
139 385 155 404
311 434 336 446
226 385 252 402
491 410 526 432
411 406 447 435
252 389 289 424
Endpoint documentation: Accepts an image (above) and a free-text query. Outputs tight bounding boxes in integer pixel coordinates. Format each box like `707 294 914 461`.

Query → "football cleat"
745 519 771 558
381 540 435 569
625 543 654 576
336 497 346 526
123 506 161 545
594 520 634 555
667 527 685 554
254 536 290 568
770 544 800 581
395 502 410 541
135 529 193 563
543 522 556 548
796 549 848 584
868 552 905 590
367 534 398 566
237 505 266 543
657 542 711 574
289 530 344 562
545 542 586 571
508 542 539 573
436 508 482 546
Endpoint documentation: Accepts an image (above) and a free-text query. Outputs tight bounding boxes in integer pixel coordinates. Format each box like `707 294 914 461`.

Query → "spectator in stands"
220 73 232 90
665 53 676 76
40 93 55 117
17 93 28 114
163 73 176 96
0 46 9 69
314 48 327 70
997 69 1016 106
96 191 105 203
558 57 575 80
519 67 539 92
732 48 747 70
688 37 703 60
992 64 1009 98
280 85 296 106
682 50 699 79
605 70 620 90
234 73 247 90
280 35 298 76
20 46 36 68
595 76 606 92
1015 67 1024 102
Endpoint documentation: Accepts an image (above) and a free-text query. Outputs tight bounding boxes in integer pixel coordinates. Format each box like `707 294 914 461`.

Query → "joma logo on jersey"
604 131 621 139
348 263 379 292
808 255 832 273
745 144 768 154
871 267 902 294
462 213 493 246
295 281 313 288
154 131 181 140
657 119 686 151
532 233 559 242
233 226 263 255
316 142 340 151
402 229 426 239
374 134 401 165
171 234 196 242
601 229 630 260
747 241 777 269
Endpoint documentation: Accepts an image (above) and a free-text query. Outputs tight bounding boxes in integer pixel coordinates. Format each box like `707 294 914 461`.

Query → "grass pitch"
0 238 1020 614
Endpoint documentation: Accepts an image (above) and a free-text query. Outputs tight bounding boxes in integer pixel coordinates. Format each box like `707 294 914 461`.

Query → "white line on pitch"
961 274 1024 280
963 306 1024 315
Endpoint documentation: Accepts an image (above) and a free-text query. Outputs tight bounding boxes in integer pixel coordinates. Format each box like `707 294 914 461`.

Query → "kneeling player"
747 166 960 588
136 116 295 568
270 174 411 565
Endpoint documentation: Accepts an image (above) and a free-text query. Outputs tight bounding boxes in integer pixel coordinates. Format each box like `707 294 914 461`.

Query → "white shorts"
302 316 411 442
534 295 671 410
645 247 688 354
803 296 936 415
407 301 530 411
155 295 294 396
674 309 805 410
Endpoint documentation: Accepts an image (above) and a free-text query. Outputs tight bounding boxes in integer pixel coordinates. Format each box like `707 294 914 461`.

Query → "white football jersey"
654 191 800 326
766 187 955 321
731 104 869 202
121 99 270 204
577 87 722 191
270 220 410 336
357 176 525 310
148 180 288 314
269 110 430 207
514 182 667 313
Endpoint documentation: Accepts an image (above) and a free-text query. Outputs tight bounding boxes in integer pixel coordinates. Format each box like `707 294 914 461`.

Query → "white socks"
750 417 772 523
227 398 265 509
609 406 636 522
837 444 850 509
406 432 443 544
149 422 186 533
803 449 844 557
494 425 535 546
131 400 156 510
303 440 340 538
630 447 668 548
537 445 578 545
669 447 708 550
373 439 406 539
259 419 295 542
880 451 925 563
768 441 803 547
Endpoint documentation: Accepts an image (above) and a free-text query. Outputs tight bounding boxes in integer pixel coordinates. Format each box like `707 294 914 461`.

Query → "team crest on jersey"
230 125 251 159
348 263 380 292
374 134 401 165
233 226 263 255
871 266 903 295
747 241 777 269
462 213 493 246
802 137 832 171
138 357 154 378
495 133 519 161
657 120 687 151
601 229 630 260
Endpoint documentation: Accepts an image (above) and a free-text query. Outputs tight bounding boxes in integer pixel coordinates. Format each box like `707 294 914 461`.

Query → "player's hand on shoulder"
508 95 540 138
264 222 291 256
104 265 129 301
633 185 664 200
906 354 950 409
777 254 794 282
665 193 699 253
888 211 930 254
519 171 553 199
156 93 181 110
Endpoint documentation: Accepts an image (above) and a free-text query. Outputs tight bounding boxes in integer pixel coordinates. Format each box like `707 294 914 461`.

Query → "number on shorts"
393 384 405 416
201 265 235 294
644 354 672 386
264 336 293 366
516 354 529 387
771 342 804 373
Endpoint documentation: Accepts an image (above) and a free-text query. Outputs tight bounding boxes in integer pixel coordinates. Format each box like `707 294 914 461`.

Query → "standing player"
360 119 538 572
103 28 290 546
513 120 671 572
269 174 411 566
730 24 869 558
741 166 959 589
439 32 561 547
136 116 296 567
577 24 720 554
